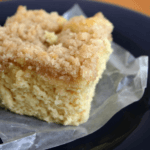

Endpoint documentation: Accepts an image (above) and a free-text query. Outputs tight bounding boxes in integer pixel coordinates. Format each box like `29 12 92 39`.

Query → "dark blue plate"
0 0 150 150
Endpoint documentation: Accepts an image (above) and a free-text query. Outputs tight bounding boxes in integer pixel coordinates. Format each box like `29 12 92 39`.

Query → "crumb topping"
45 31 58 45
0 6 113 82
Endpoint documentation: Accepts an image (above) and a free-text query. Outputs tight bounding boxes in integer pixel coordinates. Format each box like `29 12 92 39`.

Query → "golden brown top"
0 6 113 82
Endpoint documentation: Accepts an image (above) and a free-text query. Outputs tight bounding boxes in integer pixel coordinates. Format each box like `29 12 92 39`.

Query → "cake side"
0 64 100 125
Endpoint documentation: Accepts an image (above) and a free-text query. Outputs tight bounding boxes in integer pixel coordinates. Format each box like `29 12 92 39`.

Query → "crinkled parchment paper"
0 4 148 150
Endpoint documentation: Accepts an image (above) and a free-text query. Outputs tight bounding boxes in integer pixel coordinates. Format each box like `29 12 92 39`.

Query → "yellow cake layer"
0 65 100 125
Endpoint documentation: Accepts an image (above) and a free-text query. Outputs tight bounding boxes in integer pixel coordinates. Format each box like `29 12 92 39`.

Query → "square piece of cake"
0 6 113 126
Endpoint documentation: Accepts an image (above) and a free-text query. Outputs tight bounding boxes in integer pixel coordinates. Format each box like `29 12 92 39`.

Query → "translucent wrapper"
0 4 148 150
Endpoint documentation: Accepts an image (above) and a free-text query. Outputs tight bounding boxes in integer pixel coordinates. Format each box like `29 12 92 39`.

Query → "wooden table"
94 0 150 16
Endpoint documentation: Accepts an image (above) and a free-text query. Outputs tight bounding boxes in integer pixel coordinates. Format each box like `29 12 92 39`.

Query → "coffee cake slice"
0 6 113 126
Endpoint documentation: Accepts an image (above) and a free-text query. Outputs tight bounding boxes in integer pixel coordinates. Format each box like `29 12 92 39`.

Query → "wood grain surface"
94 0 150 16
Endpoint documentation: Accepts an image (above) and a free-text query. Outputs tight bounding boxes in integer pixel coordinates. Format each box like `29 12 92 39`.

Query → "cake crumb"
45 31 58 45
